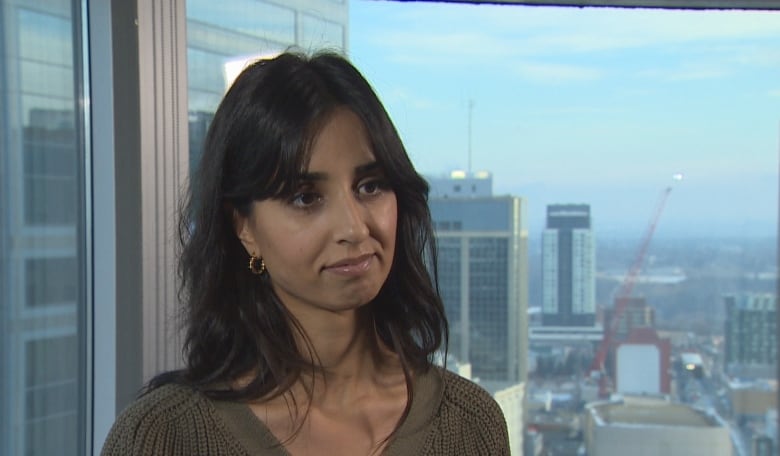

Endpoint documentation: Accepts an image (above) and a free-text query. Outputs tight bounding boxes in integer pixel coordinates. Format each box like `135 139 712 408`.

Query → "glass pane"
299 13 344 51
0 0 87 455
186 0 349 172
351 2 778 455
187 0 295 44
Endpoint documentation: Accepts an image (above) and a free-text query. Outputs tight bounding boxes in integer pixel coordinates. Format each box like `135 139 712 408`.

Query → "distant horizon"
421 171 777 240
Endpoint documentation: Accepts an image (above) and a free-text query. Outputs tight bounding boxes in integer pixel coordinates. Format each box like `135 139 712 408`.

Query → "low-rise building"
584 396 732 456
729 379 777 419
491 382 526 456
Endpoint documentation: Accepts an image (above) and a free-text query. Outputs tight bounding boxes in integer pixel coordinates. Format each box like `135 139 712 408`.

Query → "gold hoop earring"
248 255 266 275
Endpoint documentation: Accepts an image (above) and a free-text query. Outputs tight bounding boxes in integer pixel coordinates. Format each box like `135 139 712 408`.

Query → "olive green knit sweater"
101 367 510 455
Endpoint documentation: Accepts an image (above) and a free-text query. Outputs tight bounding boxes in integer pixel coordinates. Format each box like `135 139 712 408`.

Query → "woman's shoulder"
114 383 205 426
422 367 510 455
437 368 506 423
100 383 219 455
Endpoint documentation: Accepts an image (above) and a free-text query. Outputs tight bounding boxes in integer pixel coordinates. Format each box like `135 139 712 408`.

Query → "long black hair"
151 51 447 409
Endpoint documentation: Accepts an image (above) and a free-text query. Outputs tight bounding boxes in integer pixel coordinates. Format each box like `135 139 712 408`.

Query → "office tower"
542 204 596 327
724 293 777 378
429 172 528 383
428 170 493 198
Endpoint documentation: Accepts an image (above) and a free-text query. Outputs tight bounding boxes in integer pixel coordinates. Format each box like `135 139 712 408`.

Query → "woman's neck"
244 306 409 456
290 307 402 406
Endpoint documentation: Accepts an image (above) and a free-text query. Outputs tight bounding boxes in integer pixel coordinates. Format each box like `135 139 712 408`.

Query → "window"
351 1 778 453
0 1 88 455
17 8 79 227
1 1 770 455
25 257 78 309
186 0 349 173
181 3 780 448
23 334 79 455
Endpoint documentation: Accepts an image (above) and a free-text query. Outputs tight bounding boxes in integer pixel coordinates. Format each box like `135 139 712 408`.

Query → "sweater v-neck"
211 367 444 455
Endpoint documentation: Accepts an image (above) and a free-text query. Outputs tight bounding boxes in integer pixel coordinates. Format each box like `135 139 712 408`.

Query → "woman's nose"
332 191 370 244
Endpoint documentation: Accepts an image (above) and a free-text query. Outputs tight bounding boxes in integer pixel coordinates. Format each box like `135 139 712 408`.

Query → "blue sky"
348 2 780 239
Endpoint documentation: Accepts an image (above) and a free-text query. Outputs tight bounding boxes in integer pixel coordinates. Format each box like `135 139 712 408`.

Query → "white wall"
616 344 660 394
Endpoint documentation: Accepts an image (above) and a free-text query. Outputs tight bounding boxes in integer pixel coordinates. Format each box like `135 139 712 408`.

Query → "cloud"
638 63 731 82
512 61 604 83
769 89 780 97
383 87 442 111
361 29 518 67
534 105 627 115
730 45 780 67
353 2 780 66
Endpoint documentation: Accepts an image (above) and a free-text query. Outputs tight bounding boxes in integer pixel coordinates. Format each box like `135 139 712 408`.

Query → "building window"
353 1 778 452
23 334 79 455
25 257 78 309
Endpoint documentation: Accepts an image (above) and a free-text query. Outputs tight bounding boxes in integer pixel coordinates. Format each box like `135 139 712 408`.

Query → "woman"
101 51 509 455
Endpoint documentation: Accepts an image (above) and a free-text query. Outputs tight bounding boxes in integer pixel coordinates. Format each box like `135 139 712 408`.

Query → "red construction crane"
590 183 676 397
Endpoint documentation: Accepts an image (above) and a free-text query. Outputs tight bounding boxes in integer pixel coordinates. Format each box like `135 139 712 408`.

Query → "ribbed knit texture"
101 368 510 455
421 374 510 454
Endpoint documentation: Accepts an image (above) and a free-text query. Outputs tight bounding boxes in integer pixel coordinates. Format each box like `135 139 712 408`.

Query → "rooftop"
589 396 720 428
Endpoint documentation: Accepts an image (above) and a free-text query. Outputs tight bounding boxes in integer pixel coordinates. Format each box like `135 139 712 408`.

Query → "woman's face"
236 108 398 317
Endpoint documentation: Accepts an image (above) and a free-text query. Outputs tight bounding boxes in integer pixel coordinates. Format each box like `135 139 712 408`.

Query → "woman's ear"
233 208 258 255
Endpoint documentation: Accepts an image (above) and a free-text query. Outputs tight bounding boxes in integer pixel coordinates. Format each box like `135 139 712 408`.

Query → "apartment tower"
542 204 596 327
724 293 777 378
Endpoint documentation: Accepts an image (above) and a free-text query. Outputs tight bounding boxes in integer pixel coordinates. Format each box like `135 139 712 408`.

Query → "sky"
348 2 780 239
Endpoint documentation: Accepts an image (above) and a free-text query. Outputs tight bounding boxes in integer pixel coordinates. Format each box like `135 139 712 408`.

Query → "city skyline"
350 2 780 240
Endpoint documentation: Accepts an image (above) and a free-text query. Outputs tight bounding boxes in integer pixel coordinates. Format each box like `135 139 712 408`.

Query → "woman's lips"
324 253 375 276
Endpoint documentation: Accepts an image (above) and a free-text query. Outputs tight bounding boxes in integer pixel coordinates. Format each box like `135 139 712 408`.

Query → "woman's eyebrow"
297 171 326 182
355 161 381 175
298 161 381 181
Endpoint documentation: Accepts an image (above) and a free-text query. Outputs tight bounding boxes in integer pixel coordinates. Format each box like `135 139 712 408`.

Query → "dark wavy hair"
150 51 447 411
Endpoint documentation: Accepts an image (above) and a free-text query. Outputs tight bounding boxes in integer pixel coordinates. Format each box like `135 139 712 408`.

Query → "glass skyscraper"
429 173 528 383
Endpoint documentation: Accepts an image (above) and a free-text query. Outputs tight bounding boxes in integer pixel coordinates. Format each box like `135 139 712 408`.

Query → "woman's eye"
358 179 387 196
290 192 320 208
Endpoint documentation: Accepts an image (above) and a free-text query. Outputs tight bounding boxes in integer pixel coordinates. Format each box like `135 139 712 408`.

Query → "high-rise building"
427 170 493 199
428 172 528 383
724 293 777 378
542 204 596 327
